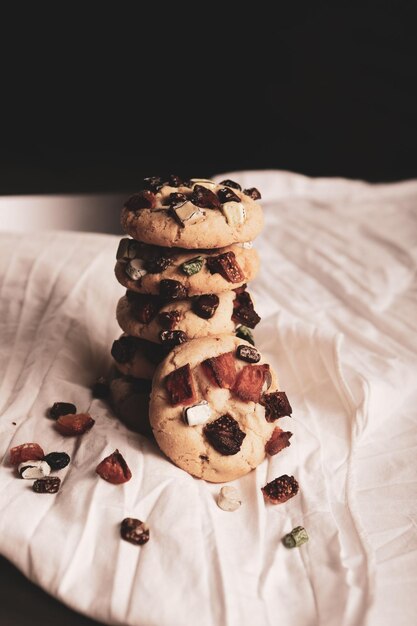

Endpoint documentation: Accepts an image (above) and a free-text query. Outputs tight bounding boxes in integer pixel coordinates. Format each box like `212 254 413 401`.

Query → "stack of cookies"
110 176 294 482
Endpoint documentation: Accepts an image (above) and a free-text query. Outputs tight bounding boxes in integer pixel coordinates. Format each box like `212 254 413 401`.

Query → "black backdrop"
1 2 416 195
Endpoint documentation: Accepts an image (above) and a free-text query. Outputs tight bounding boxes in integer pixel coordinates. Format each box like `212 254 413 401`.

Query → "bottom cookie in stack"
109 374 153 439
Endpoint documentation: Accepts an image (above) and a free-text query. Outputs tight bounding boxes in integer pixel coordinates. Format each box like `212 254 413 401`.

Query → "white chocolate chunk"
126 258 147 280
183 401 212 426
221 202 246 226
18 460 51 480
238 241 253 249
190 178 216 189
217 486 241 512
173 202 206 226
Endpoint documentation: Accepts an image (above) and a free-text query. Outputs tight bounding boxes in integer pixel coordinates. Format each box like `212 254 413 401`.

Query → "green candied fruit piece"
235 325 255 346
181 256 204 276
282 526 309 549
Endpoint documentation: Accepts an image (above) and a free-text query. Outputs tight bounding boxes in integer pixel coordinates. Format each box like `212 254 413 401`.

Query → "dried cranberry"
124 190 156 212
232 364 270 402
127 291 161 323
157 310 181 330
144 255 172 274
265 428 292 455
261 392 292 421
206 251 245 284
243 187 261 200
192 294 220 319
159 279 188 301
202 352 236 389
111 336 137 364
142 176 164 193
191 185 222 209
92 377 109 399
121 518 150 545
96 449 132 484
217 187 241 204
232 290 261 328
33 476 61 494
49 402 77 419
159 330 188 348
236 345 260 363
56 413 95 436
219 179 242 191
9 443 45 466
167 174 183 187
165 364 196 406
203 415 246 456
261 474 299 504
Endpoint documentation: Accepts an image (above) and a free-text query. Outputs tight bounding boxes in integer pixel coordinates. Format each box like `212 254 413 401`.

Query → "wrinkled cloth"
0 171 416 626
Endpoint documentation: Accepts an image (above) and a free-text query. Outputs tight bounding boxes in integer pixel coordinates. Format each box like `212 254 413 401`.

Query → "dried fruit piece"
49 402 77 419
159 330 188 348
236 345 260 363
43 452 71 470
265 428 293 455
232 290 261 328
116 238 140 260
181 256 204 276
56 413 95 436
261 474 299 504
92 377 109 399
167 191 188 207
9 443 45 466
217 187 240 204
143 255 172 274
157 310 181 330
202 351 236 389
159 279 188 300
261 392 292 422
183 401 212 426
111 336 137 364
235 325 255 345
282 526 309 548
126 258 147 280
33 476 61 494
217 486 241 511
192 294 219 319
125 190 156 212
19 460 51 479
191 184 222 209
165 364 196 406
96 449 132 484
219 179 241 191
232 364 270 402
167 174 183 187
204 415 246 456
243 187 261 200
142 176 163 193
206 251 245 284
121 518 150 545
127 291 161 323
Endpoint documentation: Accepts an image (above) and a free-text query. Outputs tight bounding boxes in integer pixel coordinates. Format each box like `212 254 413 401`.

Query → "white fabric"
0 171 416 626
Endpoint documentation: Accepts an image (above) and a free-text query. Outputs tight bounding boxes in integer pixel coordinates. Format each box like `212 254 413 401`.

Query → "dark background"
1 2 416 196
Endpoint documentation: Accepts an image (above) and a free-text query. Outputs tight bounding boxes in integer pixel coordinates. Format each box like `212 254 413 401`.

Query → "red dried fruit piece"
157 310 181 330
243 187 262 200
159 279 188 301
261 474 299 504
96 449 132 484
217 187 241 204
121 518 150 545
56 413 95 436
219 179 242 191
232 364 270 402
159 330 188 348
232 290 261 328
203 414 246 456
261 391 292 422
206 251 245 284
165 363 196 406
127 291 161 323
9 443 45 466
192 294 220 319
124 190 156 212
265 428 293 455
191 184 222 209
142 176 164 193
202 351 237 389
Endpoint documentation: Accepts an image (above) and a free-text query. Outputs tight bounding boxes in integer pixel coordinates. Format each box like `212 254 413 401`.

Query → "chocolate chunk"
217 187 241 204
236 345 260 363
111 336 138 364
206 251 245 283
142 176 164 193
43 452 71 470
261 392 292 421
124 190 156 212
165 363 196 406
191 184 222 209
49 402 77 420
159 279 188 300
192 294 219 319
127 291 161 323
219 179 242 191
167 174 183 187
243 187 262 200
121 518 150 545
33 476 61 494
167 191 188 208
159 330 188 348
235 325 255 345
265 428 292 455
143 255 172 274
204 415 246 456
232 290 261 328
157 310 181 330
92 377 110 399
261 474 299 504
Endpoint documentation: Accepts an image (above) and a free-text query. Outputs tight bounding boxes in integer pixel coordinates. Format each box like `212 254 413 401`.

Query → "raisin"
92 377 110 399
56 413 95 436
203 415 246 456
167 192 188 207
43 452 71 470
167 174 183 187
232 364 270 402
236 345 260 363
232 290 261 328
159 330 188 348
124 190 156 212
217 187 241 204
157 310 181 330
165 364 196 406
9 443 45 466
121 518 150 545
202 351 236 389
191 184 222 209
159 279 188 300
111 336 137 364
96 449 132 484
206 251 245 284
143 256 172 274
142 176 164 193
261 474 299 504
265 428 292 455
261 392 292 421
127 291 161 323
33 476 61 494
219 179 241 191
243 187 262 200
49 402 77 419
192 294 220 319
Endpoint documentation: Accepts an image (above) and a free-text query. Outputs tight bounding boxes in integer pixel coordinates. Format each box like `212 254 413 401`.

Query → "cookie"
116 288 260 346
111 334 166 380
110 375 152 438
115 240 259 296
120 177 264 249
149 335 293 483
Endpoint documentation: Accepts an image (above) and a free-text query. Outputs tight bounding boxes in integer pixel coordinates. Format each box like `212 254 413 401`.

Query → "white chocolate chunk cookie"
115 240 259 296
149 335 293 483
120 176 264 249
